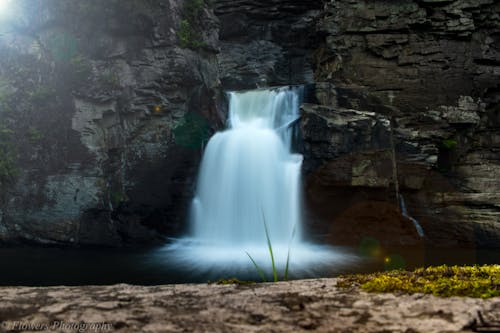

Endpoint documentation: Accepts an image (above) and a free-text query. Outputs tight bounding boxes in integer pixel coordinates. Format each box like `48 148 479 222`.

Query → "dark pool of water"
0 244 498 286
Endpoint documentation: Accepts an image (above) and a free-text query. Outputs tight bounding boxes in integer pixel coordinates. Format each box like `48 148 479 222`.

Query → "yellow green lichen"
337 265 500 298
212 278 255 285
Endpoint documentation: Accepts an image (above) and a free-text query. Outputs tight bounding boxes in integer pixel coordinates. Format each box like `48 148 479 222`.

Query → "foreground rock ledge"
0 279 498 333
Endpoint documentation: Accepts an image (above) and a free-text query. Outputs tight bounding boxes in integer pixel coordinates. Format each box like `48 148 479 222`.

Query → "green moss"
177 20 204 49
47 31 79 63
0 98 11 114
109 190 125 208
184 0 204 20
70 55 93 81
441 139 458 150
0 77 11 98
0 82 13 115
337 265 500 298
28 127 44 143
213 278 255 285
99 72 121 90
0 124 18 188
173 112 210 149
29 86 57 105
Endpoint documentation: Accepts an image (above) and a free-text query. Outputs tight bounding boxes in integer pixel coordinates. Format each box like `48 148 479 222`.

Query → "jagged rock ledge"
0 279 498 333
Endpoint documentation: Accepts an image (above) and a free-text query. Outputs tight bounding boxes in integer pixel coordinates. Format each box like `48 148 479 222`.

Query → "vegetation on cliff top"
177 0 205 49
337 265 500 298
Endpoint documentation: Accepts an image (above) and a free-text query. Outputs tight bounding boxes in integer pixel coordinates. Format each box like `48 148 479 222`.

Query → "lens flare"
0 0 10 14
384 254 406 271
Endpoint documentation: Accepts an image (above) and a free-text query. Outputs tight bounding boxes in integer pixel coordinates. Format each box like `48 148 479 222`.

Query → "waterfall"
191 86 303 246
163 86 354 279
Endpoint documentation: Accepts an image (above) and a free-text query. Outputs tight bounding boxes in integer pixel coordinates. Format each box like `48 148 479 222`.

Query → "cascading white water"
191 87 303 247
163 86 355 279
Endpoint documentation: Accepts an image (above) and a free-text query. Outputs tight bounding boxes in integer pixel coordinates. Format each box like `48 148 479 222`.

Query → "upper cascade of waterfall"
228 86 303 130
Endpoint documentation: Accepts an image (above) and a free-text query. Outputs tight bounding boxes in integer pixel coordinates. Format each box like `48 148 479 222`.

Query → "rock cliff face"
215 0 323 89
0 0 498 248
0 0 222 246
302 0 500 248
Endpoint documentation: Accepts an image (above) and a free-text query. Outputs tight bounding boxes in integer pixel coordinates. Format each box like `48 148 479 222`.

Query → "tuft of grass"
246 251 267 282
337 265 500 298
246 212 296 282
284 224 296 281
263 216 278 282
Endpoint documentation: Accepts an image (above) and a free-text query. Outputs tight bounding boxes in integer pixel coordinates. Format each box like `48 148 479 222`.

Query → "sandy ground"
0 279 499 333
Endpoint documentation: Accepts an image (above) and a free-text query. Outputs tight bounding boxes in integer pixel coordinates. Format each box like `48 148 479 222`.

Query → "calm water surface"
0 244 498 286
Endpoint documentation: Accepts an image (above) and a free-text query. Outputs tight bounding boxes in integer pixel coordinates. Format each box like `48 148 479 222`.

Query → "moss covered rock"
338 265 500 298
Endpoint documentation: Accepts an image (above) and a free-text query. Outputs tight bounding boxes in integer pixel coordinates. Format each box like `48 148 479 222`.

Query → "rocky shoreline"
0 278 499 333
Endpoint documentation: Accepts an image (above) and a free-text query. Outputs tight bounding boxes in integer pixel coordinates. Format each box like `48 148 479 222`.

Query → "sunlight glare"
0 0 11 17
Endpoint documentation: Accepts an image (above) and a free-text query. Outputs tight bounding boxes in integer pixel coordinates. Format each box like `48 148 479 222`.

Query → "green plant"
0 98 11 114
177 0 205 49
0 83 13 115
70 55 93 80
99 72 121 90
284 225 296 281
246 216 277 282
214 278 255 285
0 124 18 188
441 139 458 150
177 20 203 49
246 212 296 283
47 31 79 63
109 190 125 208
185 0 204 19
0 77 11 98
27 127 44 143
173 112 210 149
337 265 500 298
29 86 56 105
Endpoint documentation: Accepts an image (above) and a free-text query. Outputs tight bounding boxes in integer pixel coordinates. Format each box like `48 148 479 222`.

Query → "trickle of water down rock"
165 86 355 279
